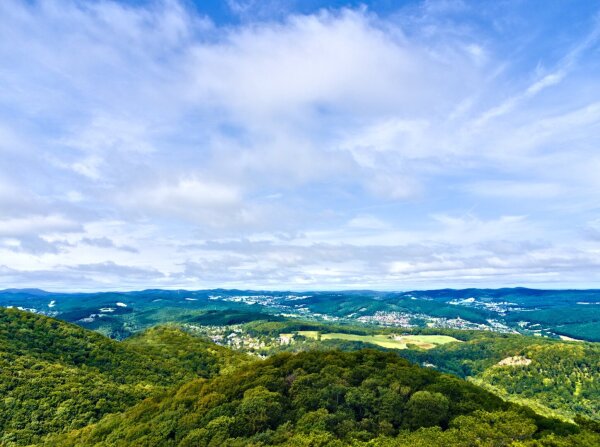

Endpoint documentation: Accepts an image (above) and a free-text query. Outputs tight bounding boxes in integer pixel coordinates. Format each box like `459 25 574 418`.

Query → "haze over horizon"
2 0 600 291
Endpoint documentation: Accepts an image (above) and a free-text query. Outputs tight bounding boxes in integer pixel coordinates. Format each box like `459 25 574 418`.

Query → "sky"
1 0 600 291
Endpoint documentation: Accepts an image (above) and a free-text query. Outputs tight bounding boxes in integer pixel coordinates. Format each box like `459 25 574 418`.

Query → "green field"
296 331 460 350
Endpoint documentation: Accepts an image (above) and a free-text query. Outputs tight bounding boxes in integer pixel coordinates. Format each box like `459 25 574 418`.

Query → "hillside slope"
399 332 600 422
0 308 247 446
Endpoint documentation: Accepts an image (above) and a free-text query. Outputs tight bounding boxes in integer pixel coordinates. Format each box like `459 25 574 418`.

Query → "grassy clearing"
404 335 462 344
321 333 409 349
297 330 320 338
295 331 460 350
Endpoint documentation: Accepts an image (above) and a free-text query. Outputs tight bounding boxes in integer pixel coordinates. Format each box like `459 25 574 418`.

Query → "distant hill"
2 287 599 341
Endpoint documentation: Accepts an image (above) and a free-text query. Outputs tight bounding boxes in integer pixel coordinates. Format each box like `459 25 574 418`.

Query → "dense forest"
0 308 246 445
397 332 600 422
1 308 598 446
47 350 595 447
215 318 600 423
229 319 600 423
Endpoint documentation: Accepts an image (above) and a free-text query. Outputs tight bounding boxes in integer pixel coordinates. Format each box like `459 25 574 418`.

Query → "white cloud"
0 0 600 289
463 181 565 199
347 215 391 230
121 178 250 226
0 215 81 237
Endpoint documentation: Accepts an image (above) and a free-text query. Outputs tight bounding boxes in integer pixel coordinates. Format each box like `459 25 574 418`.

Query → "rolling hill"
46 349 586 447
2 288 599 342
398 332 600 422
0 308 246 446
0 307 598 446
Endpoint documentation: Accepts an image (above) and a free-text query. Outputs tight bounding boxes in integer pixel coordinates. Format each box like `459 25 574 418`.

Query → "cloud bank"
1 0 600 290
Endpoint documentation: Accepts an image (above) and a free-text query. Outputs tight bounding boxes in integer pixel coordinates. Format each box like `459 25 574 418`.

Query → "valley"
1 287 598 341
0 289 598 446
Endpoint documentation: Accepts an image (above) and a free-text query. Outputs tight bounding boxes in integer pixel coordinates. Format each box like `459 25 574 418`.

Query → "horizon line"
3 285 600 294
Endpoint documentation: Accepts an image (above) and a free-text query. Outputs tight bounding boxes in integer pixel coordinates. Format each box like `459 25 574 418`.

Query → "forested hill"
1 307 599 447
398 332 600 422
0 308 247 446
47 350 595 447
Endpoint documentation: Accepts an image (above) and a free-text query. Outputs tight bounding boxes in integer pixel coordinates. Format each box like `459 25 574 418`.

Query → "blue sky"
1 0 600 291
